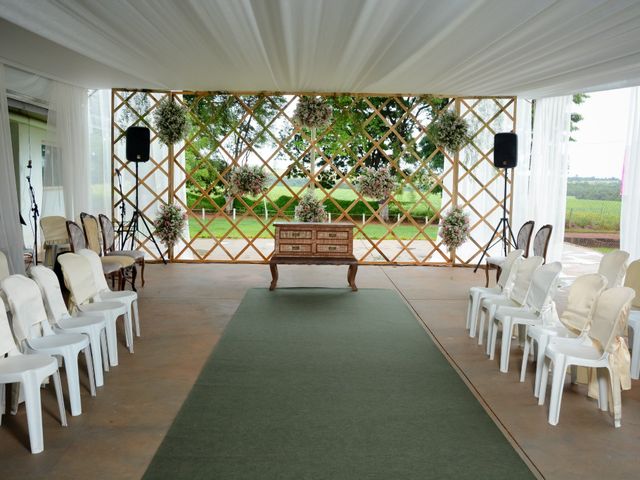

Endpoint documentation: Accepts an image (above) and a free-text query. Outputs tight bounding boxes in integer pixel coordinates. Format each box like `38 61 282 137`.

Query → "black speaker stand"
473 168 516 272
26 161 40 265
122 162 167 264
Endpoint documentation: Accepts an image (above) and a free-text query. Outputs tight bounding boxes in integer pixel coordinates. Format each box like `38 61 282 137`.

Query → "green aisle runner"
144 288 534 479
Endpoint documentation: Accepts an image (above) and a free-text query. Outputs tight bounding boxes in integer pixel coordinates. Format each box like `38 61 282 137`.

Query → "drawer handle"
328 233 337 238
292 245 300 250
328 246 336 251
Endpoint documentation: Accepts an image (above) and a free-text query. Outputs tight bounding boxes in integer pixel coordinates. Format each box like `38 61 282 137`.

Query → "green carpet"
143 288 535 479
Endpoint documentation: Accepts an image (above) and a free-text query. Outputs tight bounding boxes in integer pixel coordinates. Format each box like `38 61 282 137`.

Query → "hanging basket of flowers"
292 96 333 129
439 207 470 250
154 98 189 146
428 110 470 153
294 191 328 223
154 203 187 248
229 165 268 197
355 166 397 200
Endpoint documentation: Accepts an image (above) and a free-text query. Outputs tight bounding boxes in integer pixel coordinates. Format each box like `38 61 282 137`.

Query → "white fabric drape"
88 89 112 217
0 63 26 274
621 87 640 259
512 98 533 231
520 96 572 262
45 80 90 220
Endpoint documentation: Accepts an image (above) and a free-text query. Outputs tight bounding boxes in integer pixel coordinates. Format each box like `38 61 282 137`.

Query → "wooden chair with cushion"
533 224 553 263
40 216 70 268
98 214 145 287
484 220 535 286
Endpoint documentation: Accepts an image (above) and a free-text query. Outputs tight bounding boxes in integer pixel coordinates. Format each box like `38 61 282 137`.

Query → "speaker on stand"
121 126 167 263
474 132 518 272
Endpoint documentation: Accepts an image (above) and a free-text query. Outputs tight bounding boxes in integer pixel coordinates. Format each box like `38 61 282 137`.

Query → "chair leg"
84 347 96 397
495 266 502 284
0 383 4 426
22 379 45 454
548 356 567 426
597 368 608 412
610 368 622 428
104 317 119 367
131 265 137 292
62 351 82 416
534 335 549 398
133 299 140 337
520 337 530 382
100 329 110 372
477 307 486 346
499 320 514 373
140 258 145 287
484 264 490 287
88 332 104 387
489 319 500 361
538 357 550 406
123 311 134 354
52 371 67 427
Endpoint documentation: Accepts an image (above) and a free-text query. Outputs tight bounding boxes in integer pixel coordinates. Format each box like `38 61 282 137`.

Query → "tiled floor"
1 244 637 480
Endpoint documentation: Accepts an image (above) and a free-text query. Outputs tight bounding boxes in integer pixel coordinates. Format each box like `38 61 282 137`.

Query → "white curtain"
520 96 572 262
512 98 533 231
88 90 112 217
0 63 26 274
45 80 90 221
621 87 640 260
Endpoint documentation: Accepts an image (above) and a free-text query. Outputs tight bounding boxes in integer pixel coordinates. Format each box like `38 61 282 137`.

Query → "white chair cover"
597 250 630 289
560 274 608 334
29 266 70 325
0 275 50 343
57 253 99 308
509 256 544 305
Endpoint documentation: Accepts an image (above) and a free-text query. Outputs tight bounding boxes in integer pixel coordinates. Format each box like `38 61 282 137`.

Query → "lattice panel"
112 90 515 265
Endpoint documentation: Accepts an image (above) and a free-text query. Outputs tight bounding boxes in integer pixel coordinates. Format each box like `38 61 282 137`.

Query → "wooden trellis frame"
111 89 515 265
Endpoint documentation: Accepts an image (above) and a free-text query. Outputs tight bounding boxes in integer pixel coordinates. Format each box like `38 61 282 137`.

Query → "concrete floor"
1 246 638 479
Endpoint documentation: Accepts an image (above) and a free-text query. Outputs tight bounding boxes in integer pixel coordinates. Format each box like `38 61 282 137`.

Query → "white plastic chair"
1 275 95 417
57 253 131 367
30 266 109 388
466 249 523 338
623 259 640 379
597 249 629 288
0 297 67 453
78 249 141 338
539 287 635 427
477 256 544 348
0 251 10 312
525 273 608 397
489 262 562 373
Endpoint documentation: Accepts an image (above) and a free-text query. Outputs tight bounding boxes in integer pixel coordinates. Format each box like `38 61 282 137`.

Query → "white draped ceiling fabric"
621 87 640 260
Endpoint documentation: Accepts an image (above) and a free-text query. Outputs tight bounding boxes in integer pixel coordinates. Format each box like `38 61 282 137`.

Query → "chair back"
98 214 117 253
66 220 87 253
532 225 553 261
509 256 544 305
29 266 70 325
0 297 20 357
497 249 524 289
526 262 562 312
516 221 535 257
623 259 640 309
1 275 52 343
80 213 103 255
0 250 10 281
57 253 99 307
597 250 629 288
589 287 635 354
77 249 110 293
40 216 68 244
560 273 608 334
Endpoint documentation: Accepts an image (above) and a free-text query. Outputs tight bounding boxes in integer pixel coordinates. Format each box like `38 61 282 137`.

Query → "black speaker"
494 132 517 169
126 126 150 162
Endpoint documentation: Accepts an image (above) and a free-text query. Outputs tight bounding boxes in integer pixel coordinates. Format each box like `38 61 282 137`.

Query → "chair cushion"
109 250 144 261
101 255 135 268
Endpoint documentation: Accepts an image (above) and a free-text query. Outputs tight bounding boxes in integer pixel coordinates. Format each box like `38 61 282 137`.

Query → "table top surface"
270 255 357 265
273 222 354 228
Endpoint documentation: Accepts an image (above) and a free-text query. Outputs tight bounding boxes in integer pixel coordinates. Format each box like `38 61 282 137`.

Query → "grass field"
565 196 620 232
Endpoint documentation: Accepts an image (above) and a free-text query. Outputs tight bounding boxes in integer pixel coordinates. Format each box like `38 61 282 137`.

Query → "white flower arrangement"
428 110 469 153
294 191 328 223
356 166 397 200
292 96 333 129
229 165 268 197
154 203 187 247
439 207 470 250
154 98 189 145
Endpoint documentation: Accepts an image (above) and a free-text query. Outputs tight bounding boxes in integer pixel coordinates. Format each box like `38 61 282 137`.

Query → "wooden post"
451 98 461 267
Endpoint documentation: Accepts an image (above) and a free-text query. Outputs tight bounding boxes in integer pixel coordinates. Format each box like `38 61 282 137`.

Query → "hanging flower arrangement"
428 110 470 153
154 98 189 145
292 96 333 129
229 165 268 196
439 207 470 250
154 203 187 247
294 191 328 223
356 166 397 200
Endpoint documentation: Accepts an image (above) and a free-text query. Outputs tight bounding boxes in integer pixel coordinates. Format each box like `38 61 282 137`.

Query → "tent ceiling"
1 0 640 97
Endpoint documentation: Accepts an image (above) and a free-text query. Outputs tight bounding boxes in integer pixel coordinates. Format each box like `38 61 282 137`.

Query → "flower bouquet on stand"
439 207 470 266
154 203 187 254
294 191 328 223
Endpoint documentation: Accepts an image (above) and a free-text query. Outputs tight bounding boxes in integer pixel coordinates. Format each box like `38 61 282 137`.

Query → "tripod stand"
26 160 40 265
122 162 167 264
115 168 127 250
473 168 516 272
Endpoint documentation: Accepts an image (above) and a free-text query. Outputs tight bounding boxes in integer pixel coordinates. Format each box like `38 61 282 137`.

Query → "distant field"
565 196 620 232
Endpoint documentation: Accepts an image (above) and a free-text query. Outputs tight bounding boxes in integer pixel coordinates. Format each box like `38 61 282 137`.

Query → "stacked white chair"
623 260 640 379
1 275 95 416
597 249 629 288
78 249 141 338
0 297 67 454
0 251 10 311
57 253 131 367
523 273 607 396
477 256 544 348
30 266 109 387
539 287 635 427
489 262 562 373
466 249 523 338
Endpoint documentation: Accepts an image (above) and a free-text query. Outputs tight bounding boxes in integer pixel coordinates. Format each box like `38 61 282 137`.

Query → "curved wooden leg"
131 265 138 292
269 263 278 291
484 263 490 287
140 258 145 287
348 264 358 291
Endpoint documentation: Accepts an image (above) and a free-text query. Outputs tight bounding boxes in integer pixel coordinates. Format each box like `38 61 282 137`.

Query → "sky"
567 87 631 178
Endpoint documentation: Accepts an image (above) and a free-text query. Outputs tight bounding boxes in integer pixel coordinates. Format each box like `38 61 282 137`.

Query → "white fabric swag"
514 96 572 262
0 63 26 274
621 87 640 260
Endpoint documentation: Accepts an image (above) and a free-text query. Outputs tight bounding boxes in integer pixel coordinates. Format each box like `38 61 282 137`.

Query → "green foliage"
567 178 621 201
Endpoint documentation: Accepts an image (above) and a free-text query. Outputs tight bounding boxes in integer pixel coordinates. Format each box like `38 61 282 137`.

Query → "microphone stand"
26 160 40 265
115 168 127 250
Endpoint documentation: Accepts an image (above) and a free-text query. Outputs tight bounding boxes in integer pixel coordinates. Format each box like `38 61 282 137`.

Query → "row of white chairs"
0 249 141 453
466 249 638 427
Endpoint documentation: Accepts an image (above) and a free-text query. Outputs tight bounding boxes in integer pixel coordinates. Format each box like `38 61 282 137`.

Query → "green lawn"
565 196 620 232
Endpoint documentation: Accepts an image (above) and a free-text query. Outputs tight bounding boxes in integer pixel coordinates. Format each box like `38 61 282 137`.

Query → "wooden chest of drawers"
273 222 354 257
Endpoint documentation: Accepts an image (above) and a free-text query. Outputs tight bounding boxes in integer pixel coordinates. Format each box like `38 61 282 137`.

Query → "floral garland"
292 96 333 129
355 166 397 200
154 98 189 145
439 207 470 250
428 110 469 153
154 203 187 247
229 165 268 196
294 191 328 223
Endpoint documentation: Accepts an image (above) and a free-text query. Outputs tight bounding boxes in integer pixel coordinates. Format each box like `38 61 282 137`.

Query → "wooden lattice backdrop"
111 90 515 265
